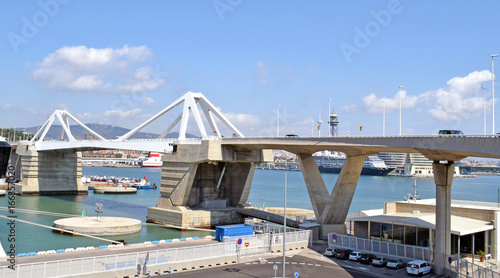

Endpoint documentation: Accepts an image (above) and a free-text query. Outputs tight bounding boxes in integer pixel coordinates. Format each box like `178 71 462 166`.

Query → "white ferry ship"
140 152 163 167
313 151 394 176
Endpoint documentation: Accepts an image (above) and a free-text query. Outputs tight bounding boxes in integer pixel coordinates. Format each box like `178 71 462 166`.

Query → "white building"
347 199 498 260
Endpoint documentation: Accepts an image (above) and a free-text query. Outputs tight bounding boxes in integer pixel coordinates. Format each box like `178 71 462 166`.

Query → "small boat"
132 177 156 189
94 184 137 194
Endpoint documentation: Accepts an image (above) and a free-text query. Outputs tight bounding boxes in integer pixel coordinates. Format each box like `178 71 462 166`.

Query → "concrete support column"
319 155 365 235
433 161 454 275
494 212 500 260
297 154 330 219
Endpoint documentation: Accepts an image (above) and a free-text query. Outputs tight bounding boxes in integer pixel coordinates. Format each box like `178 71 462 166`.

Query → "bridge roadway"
221 135 500 160
24 135 500 161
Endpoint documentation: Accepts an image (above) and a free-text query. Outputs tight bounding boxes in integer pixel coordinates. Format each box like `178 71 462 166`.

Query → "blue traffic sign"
448 257 453 264
237 238 243 245
332 234 337 240
294 272 299 278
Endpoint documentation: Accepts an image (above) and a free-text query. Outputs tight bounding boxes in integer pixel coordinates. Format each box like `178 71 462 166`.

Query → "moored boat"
313 151 393 176
140 152 163 167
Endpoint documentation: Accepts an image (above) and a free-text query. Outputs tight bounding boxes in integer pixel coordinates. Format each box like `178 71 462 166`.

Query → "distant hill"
23 123 195 140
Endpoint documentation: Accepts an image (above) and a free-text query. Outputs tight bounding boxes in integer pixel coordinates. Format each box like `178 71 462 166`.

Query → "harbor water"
0 167 499 253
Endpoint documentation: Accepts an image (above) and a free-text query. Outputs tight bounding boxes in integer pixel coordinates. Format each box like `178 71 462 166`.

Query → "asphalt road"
162 254 379 278
153 243 444 278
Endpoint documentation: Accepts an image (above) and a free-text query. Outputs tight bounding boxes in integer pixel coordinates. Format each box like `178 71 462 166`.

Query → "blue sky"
2 0 500 138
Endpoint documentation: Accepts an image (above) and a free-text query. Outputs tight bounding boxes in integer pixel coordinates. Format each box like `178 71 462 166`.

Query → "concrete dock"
53 217 142 235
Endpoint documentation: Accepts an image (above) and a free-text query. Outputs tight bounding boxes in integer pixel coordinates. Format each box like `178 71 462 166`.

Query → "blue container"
215 224 254 241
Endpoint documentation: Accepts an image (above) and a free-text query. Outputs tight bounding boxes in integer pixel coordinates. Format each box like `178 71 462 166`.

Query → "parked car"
386 259 405 269
406 260 432 276
372 257 388 267
334 249 353 260
349 251 364 261
324 247 338 257
359 254 377 264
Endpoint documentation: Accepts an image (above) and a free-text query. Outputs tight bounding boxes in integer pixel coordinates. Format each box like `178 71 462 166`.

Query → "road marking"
359 267 367 270
307 263 314 266
315 264 321 266
299 263 306 265
291 262 297 265
344 265 353 268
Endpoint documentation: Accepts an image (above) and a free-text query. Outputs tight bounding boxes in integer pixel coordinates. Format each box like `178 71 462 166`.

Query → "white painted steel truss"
30 110 106 143
116 91 244 141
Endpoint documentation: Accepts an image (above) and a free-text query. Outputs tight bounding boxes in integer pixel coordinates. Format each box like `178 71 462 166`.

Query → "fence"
443 254 500 278
329 233 431 262
223 230 311 258
0 230 311 278
0 242 234 278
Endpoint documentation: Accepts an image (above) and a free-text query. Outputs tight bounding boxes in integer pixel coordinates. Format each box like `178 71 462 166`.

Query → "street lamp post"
399 86 403 136
492 54 499 134
382 100 386 136
282 162 287 278
483 84 486 135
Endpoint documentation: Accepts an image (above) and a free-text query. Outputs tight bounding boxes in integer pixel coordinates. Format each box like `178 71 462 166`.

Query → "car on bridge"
438 130 463 135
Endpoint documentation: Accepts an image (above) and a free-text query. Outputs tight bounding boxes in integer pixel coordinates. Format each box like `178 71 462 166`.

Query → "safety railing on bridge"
328 233 431 262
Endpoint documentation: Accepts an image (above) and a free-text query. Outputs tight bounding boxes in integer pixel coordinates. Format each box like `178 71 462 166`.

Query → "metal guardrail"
0 230 311 278
444 254 500 278
0 242 234 278
328 233 431 262
223 230 311 257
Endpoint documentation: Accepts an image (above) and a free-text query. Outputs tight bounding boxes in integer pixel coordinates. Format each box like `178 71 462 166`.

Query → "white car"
324 247 338 257
348 251 364 261
406 260 432 276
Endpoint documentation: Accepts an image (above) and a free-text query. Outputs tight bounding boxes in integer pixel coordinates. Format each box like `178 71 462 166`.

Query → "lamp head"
493 54 499 58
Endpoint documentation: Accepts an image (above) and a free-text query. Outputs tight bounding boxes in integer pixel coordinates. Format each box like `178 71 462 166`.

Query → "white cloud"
223 112 261 128
357 70 492 122
362 89 428 114
103 108 142 118
429 70 491 121
142 97 155 105
33 45 164 93
340 104 358 114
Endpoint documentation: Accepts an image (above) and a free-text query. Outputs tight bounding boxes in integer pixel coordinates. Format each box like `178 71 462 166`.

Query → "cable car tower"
329 109 339 136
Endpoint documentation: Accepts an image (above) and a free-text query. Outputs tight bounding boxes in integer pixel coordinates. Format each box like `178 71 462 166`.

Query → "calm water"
0 167 499 253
